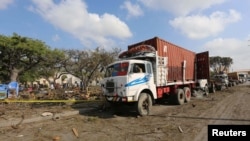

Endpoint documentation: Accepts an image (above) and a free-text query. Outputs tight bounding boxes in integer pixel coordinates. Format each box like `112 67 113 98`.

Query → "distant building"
234 69 250 74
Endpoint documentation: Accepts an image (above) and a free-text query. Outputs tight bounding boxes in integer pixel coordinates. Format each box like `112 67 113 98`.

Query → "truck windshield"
239 74 246 77
105 62 129 77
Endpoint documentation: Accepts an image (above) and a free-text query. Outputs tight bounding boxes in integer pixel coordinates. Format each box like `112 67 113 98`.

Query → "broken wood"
72 128 79 137
53 136 60 141
178 126 183 133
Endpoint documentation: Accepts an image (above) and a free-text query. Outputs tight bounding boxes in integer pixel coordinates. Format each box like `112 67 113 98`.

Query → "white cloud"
121 1 143 19
169 10 241 39
30 0 132 48
0 0 14 10
139 0 226 16
203 38 250 71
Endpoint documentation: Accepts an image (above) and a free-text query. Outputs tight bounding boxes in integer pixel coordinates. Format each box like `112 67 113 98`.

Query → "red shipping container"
128 36 196 82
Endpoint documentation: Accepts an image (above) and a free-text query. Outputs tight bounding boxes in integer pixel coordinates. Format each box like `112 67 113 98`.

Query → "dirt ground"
0 82 250 141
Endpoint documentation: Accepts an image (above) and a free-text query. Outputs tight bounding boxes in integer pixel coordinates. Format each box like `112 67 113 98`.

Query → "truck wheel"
137 93 152 116
183 87 191 103
216 85 222 91
174 89 185 105
232 82 236 86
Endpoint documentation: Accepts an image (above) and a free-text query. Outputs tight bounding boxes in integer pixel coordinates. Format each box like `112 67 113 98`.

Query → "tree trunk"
10 68 20 82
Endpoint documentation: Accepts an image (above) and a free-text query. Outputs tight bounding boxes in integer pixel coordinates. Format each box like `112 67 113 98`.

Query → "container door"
196 51 210 80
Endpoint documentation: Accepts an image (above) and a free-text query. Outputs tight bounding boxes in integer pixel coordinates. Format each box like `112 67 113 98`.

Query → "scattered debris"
72 128 79 137
178 126 183 133
52 136 60 141
11 114 24 129
16 134 24 137
52 113 60 121
41 112 53 117
18 86 103 101
192 104 196 108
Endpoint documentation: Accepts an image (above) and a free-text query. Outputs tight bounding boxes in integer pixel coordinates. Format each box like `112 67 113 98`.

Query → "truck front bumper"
105 95 134 102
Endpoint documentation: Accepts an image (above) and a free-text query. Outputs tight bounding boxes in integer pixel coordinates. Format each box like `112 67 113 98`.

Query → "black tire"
233 82 236 86
216 85 222 91
137 93 152 116
183 87 191 103
174 89 185 105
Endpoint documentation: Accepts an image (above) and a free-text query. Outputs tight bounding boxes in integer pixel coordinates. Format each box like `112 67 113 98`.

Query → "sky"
0 0 250 71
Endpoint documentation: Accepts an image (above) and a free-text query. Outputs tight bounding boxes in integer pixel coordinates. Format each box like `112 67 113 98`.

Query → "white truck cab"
102 59 157 103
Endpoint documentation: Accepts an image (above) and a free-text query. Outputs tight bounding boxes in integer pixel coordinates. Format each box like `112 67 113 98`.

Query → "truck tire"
216 85 222 91
137 93 152 116
183 87 191 103
174 89 185 105
232 82 236 86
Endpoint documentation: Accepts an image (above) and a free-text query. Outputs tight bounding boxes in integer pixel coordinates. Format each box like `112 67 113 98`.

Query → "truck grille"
106 81 115 93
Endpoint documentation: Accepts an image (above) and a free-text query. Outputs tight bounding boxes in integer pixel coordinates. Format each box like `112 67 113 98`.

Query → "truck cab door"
126 62 156 98
127 63 146 85
126 63 148 95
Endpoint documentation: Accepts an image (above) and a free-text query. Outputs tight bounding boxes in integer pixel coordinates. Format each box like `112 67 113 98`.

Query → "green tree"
36 48 67 84
18 67 40 84
210 56 233 74
0 33 56 82
63 47 120 90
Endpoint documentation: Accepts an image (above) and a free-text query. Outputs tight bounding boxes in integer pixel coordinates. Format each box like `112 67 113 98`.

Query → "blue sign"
0 84 8 99
8 81 19 97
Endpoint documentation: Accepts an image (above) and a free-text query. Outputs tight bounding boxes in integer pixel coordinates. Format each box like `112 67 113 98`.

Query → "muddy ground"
0 82 250 141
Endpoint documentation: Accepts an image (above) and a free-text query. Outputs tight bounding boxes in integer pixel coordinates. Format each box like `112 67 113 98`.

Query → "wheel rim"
142 98 149 111
176 89 185 105
184 87 191 102
186 90 191 99
138 93 152 116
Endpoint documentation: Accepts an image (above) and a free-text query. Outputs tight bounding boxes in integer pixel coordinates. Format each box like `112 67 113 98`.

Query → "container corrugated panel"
196 51 210 80
128 37 196 82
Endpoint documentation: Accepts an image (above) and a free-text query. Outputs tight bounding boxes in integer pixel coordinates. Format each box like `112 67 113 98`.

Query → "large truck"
227 72 248 84
101 37 213 116
210 73 230 90
238 73 248 83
